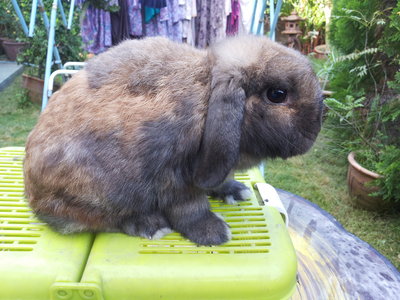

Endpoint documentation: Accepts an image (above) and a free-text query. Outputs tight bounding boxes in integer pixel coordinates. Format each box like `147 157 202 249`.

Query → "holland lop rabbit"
24 35 323 245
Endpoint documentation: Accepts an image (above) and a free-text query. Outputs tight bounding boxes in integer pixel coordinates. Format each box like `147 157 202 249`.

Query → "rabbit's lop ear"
193 80 246 189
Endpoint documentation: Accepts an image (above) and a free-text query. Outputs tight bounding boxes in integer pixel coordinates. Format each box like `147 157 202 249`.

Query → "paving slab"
0 61 24 91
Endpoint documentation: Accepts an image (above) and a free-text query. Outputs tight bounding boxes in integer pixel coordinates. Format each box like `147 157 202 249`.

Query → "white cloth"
239 0 265 35
239 0 255 33
182 0 197 45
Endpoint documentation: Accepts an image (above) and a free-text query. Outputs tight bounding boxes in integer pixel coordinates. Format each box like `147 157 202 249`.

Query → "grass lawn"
265 131 400 271
1 75 399 270
0 76 40 147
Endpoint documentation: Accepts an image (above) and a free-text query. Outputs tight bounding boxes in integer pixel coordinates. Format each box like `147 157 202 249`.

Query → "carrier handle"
255 183 289 227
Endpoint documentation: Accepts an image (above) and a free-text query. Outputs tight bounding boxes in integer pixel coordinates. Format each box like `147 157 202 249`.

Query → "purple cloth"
79 5 113 54
167 0 185 43
127 0 143 36
77 0 117 54
145 0 185 42
195 0 226 48
145 10 169 38
79 0 143 53
78 0 216 51
226 0 240 36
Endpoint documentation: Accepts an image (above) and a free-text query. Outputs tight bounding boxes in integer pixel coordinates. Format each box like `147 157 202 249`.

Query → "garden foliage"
18 23 84 79
281 0 331 48
325 0 400 202
0 2 24 39
3 0 85 79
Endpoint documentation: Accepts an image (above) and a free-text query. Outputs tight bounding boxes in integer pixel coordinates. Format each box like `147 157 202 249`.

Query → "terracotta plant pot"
22 73 61 104
314 44 329 59
347 152 387 210
2 40 27 61
0 37 12 55
22 73 44 105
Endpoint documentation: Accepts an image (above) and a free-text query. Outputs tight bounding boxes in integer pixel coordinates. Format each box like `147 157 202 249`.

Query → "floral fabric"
128 0 143 36
195 0 228 48
78 0 113 54
145 0 187 43
78 0 230 53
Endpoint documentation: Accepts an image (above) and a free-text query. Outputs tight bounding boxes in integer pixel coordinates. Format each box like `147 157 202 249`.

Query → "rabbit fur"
24 35 323 245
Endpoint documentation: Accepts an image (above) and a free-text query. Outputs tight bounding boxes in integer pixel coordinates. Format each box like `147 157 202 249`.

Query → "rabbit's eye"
266 88 287 103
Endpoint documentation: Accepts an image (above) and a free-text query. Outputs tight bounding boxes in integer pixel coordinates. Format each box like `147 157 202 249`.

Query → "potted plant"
346 151 382 209
0 1 27 60
0 3 13 55
17 15 85 104
325 91 400 210
17 26 48 104
321 2 400 211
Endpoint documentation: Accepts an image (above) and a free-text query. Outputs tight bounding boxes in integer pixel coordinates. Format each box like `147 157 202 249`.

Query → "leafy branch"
324 96 381 155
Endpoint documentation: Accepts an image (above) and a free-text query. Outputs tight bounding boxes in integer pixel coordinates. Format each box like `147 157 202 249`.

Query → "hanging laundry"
144 6 169 38
77 0 116 54
127 0 143 37
226 0 240 36
143 0 167 24
195 0 229 48
239 0 255 33
143 0 168 8
239 0 265 34
222 0 232 36
166 0 185 43
145 7 161 23
78 0 251 53
182 0 197 46
145 0 186 43
110 0 131 45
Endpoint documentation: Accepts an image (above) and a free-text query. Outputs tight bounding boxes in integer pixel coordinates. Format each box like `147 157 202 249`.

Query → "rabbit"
24 35 323 245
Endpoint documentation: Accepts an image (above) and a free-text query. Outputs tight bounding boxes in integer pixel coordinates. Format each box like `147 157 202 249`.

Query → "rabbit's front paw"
182 212 231 246
208 180 252 205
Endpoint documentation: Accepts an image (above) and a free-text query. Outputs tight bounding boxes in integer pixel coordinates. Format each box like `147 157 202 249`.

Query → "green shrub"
373 146 400 202
328 0 399 96
81 0 119 12
329 0 380 53
0 1 26 39
380 1 400 94
16 1 85 79
379 1 400 59
324 94 400 203
323 0 400 205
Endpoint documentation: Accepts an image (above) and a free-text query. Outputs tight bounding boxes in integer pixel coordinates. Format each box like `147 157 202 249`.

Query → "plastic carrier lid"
0 147 297 300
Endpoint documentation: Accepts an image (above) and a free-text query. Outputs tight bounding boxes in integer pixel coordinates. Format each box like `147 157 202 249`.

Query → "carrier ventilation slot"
139 199 271 255
0 148 41 252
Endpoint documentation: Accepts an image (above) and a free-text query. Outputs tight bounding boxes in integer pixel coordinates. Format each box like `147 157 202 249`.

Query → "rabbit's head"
194 36 323 189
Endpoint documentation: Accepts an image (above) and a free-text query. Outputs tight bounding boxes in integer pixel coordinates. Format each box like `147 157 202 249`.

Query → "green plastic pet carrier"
0 147 297 300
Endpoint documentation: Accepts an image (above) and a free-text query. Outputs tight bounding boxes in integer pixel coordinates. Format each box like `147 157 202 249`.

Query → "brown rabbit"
24 35 323 245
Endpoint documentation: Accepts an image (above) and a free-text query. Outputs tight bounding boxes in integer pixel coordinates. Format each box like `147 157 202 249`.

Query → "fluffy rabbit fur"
24 35 323 245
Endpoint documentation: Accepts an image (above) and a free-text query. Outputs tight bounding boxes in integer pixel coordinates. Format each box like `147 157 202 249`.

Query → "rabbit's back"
24 38 212 229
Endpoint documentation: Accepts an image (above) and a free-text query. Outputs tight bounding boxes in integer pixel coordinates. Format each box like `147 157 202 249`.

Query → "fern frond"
336 48 379 62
